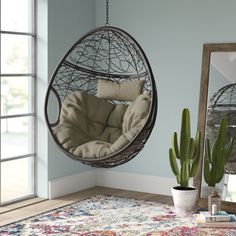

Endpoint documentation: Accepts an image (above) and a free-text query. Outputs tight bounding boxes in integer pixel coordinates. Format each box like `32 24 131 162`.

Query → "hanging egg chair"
206 83 236 174
44 0 157 168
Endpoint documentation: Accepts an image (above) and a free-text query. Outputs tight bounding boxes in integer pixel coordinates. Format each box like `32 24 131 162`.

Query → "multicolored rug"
1 195 236 235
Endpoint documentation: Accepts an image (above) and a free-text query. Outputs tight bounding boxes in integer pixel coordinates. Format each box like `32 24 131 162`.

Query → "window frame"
0 0 37 205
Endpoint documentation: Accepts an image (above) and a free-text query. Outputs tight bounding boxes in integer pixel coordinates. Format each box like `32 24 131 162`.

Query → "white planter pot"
171 186 198 216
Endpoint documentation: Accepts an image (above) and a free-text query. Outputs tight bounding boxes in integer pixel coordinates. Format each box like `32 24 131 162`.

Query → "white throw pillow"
96 79 145 101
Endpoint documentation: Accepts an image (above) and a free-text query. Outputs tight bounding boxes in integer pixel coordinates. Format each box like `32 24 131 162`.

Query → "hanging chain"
105 0 110 26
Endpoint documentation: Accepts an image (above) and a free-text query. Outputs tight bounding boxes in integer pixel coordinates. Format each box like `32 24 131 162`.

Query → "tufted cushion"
55 91 150 159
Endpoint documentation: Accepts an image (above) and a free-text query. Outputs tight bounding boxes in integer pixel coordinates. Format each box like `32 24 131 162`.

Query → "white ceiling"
211 52 236 83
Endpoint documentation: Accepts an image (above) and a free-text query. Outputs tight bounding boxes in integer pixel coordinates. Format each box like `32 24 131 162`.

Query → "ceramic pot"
171 186 198 216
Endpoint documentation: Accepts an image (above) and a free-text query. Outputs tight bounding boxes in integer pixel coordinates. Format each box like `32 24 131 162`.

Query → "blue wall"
47 0 95 180
208 65 230 100
45 0 236 182
95 0 236 177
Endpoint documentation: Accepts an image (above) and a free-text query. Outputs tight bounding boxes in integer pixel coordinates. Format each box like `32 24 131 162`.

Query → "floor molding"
48 170 96 199
96 170 176 196
49 169 176 199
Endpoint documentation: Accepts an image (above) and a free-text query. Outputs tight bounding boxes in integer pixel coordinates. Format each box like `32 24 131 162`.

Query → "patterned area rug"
1 195 236 235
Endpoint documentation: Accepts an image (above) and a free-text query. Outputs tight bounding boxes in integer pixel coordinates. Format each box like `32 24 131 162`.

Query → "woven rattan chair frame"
45 26 157 167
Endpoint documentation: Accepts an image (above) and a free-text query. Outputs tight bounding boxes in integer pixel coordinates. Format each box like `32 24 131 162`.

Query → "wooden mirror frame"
193 43 236 214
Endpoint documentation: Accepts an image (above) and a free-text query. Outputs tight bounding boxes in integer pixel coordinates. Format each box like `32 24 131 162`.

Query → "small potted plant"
169 108 201 216
203 118 234 197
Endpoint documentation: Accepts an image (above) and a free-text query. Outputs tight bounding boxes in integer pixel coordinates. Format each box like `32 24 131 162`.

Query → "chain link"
105 0 110 26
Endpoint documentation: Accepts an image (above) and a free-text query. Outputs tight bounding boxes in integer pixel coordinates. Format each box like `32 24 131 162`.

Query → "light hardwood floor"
0 186 173 227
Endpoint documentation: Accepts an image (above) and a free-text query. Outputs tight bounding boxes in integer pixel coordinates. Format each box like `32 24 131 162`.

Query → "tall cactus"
204 118 234 187
169 108 201 188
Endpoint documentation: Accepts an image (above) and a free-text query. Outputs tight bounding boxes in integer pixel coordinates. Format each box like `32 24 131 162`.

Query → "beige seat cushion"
122 94 151 133
55 91 150 159
96 79 145 101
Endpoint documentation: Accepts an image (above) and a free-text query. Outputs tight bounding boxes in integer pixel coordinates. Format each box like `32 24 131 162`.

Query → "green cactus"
169 108 201 188
204 118 234 187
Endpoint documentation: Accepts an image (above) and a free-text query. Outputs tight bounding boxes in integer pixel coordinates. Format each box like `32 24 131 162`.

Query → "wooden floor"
0 186 173 227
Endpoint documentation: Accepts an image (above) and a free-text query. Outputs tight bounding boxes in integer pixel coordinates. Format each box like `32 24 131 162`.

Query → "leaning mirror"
194 43 236 213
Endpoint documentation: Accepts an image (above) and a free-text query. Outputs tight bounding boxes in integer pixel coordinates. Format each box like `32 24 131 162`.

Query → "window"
0 0 36 204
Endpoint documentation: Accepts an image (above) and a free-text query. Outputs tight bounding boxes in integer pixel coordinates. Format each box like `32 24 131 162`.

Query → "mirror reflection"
201 51 236 202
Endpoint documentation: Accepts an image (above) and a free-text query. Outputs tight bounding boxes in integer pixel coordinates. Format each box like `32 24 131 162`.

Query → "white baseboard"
96 170 176 196
48 169 177 199
48 170 96 199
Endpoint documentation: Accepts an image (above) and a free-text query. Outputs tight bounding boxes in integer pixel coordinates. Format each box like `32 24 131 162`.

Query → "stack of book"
194 211 236 228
